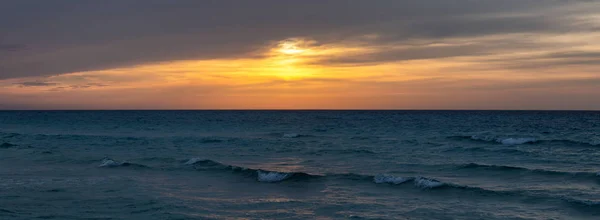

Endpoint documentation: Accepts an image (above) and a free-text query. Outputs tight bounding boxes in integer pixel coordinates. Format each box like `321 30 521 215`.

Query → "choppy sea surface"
1 110 599 220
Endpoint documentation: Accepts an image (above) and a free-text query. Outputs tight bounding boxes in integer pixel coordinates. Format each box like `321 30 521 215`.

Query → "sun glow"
278 42 305 55
267 39 316 79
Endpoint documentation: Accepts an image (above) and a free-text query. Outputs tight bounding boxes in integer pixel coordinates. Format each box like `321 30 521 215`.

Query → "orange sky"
1 1 599 109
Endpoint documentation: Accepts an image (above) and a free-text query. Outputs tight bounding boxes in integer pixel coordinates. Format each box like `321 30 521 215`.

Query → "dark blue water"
1 111 599 219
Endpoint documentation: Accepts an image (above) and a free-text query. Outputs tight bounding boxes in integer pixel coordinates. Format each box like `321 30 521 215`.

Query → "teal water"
1 111 599 219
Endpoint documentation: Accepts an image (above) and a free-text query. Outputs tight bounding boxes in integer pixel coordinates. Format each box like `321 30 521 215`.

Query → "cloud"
0 43 25 52
459 50 600 72
1 0 599 79
14 81 58 87
12 80 108 91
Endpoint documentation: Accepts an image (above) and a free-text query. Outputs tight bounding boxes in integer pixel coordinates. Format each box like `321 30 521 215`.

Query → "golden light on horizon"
2 37 438 92
9 35 597 110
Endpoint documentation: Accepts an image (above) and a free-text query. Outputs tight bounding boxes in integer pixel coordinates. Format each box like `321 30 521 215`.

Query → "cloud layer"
1 0 599 109
2 0 599 78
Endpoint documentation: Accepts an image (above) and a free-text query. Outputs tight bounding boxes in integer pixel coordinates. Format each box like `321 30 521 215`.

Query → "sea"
0 110 599 220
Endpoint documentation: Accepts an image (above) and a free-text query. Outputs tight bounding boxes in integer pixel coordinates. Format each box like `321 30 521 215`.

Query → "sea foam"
99 158 123 167
257 171 293 182
185 157 203 165
373 175 412 184
414 177 445 189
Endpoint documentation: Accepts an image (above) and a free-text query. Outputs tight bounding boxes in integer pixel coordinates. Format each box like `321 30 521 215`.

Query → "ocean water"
0 110 599 220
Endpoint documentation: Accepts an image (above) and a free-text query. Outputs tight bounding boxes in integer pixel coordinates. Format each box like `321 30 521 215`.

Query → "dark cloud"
14 81 58 87
68 83 108 89
13 81 108 90
1 0 598 79
459 50 600 72
0 43 25 52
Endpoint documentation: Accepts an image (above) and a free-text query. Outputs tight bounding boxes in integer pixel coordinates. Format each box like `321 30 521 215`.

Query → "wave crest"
184 158 320 182
257 171 293 182
470 135 538 145
458 163 598 179
98 158 148 168
414 177 445 189
373 175 412 184
451 135 599 147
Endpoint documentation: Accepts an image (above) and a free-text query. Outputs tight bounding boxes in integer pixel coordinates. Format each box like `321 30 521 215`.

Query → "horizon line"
0 109 598 111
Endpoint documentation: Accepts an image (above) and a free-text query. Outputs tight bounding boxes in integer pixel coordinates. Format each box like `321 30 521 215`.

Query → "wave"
0 208 15 214
0 142 17 148
282 133 315 138
450 135 599 147
372 175 445 189
414 177 446 189
283 133 300 138
98 158 149 169
544 139 600 147
308 149 376 156
498 137 537 145
266 132 314 138
468 135 538 145
457 163 598 178
443 146 533 156
373 175 413 184
371 173 600 210
564 197 600 208
184 158 321 183
257 171 293 182
91 157 600 210
184 157 207 165
459 163 528 171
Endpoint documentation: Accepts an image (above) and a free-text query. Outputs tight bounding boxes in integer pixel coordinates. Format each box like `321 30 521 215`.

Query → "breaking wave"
450 135 600 147
443 146 534 156
257 171 293 182
372 175 445 189
78 157 600 211
184 158 321 183
414 177 445 189
98 158 149 169
373 175 413 184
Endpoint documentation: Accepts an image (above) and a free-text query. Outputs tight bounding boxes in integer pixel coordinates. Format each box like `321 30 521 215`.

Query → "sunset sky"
1 0 599 110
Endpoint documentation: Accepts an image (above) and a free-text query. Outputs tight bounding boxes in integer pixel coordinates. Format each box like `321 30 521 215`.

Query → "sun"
278 41 306 55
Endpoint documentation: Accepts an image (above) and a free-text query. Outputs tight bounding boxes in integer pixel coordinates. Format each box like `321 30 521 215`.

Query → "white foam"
373 175 411 184
414 177 444 189
257 171 292 183
99 158 122 167
185 157 202 165
498 138 537 145
283 133 299 138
